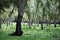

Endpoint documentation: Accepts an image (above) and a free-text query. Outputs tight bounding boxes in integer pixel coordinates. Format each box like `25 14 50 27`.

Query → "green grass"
0 23 60 40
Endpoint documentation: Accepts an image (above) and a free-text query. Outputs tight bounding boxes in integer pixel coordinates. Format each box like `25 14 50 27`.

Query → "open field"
0 23 60 40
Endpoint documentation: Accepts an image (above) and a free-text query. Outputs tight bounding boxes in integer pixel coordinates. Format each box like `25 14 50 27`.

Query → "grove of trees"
0 0 60 36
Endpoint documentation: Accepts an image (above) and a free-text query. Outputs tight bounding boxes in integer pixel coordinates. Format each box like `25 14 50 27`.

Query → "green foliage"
0 0 60 25
0 0 10 11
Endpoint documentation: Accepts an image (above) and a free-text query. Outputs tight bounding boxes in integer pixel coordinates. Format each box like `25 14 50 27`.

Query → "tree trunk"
10 0 27 36
28 17 31 29
0 18 1 29
41 23 43 30
54 23 56 27
59 1 60 25
28 14 31 29
54 20 56 27
41 7 45 30
59 0 60 15
54 13 57 27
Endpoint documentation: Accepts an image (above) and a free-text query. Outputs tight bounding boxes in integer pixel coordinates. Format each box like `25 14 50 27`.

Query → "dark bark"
0 19 1 29
29 19 31 29
54 14 57 27
0 18 2 30
41 7 45 30
9 6 15 17
59 0 60 21
28 14 31 29
10 0 27 36
54 23 56 27
41 23 43 30
59 0 60 14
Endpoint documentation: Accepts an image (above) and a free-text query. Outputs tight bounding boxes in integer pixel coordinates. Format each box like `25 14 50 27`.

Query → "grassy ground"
0 23 60 40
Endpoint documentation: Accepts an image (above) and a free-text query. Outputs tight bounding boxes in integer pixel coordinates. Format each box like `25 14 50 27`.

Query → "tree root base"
9 31 23 36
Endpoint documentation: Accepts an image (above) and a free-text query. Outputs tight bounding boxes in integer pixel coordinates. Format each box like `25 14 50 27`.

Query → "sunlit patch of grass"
0 23 60 40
